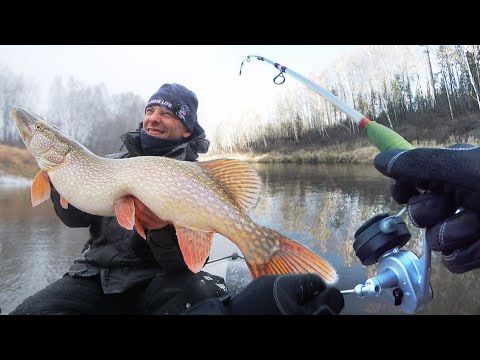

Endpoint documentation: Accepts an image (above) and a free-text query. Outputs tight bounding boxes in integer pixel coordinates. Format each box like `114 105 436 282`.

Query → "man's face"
143 105 191 140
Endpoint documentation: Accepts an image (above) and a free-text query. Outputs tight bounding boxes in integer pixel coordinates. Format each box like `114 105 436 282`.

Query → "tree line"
0 68 145 156
1 45 479 155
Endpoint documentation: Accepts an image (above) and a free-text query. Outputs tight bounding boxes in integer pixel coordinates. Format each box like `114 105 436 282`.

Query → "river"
1 164 479 315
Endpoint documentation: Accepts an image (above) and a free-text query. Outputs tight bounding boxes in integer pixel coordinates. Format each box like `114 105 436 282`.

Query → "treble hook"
239 56 251 76
273 70 286 85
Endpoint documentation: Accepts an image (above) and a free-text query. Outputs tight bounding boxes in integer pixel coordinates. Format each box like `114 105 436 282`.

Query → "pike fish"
12 107 337 283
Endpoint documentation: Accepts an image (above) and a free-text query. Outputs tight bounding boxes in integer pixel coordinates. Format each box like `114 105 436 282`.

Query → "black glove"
185 273 344 315
374 144 480 274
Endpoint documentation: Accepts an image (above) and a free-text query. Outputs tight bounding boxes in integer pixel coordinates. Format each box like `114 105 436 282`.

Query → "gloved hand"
185 273 344 315
374 144 480 274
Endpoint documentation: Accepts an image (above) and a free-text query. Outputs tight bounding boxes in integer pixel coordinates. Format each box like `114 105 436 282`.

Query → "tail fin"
245 228 337 284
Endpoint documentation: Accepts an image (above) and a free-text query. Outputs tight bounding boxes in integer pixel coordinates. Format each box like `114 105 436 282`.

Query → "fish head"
12 107 71 171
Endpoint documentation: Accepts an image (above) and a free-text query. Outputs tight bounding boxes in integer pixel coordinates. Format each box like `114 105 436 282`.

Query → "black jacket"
52 123 210 294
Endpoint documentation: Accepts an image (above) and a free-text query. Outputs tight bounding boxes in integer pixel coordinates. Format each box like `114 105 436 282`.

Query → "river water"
1 164 480 315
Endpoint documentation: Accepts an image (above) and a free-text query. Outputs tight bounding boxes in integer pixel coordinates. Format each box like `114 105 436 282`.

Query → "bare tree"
0 66 38 145
462 45 480 111
441 69 455 121
421 45 438 109
474 45 480 93
46 77 146 155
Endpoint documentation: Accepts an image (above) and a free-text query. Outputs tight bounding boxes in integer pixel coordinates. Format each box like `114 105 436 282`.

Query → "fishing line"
206 252 245 265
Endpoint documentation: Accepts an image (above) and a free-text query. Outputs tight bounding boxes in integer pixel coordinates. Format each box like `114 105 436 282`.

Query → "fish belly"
48 169 119 216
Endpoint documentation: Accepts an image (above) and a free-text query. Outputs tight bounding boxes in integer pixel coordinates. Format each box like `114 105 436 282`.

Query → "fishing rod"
239 54 432 314
239 55 414 152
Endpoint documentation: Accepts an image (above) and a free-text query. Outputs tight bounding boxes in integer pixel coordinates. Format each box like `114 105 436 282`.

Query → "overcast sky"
0 45 361 136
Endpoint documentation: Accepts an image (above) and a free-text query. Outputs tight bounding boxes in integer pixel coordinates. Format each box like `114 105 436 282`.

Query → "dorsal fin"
197 159 262 212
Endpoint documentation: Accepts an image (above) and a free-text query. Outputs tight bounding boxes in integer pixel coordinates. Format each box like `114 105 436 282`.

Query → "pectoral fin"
114 196 147 239
174 225 214 273
135 213 146 240
60 195 69 209
31 170 51 207
114 195 135 230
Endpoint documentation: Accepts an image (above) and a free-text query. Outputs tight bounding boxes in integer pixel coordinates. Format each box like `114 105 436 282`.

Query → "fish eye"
35 124 43 131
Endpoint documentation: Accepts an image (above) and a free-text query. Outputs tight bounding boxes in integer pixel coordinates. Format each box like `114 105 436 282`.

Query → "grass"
201 135 480 164
0 143 39 178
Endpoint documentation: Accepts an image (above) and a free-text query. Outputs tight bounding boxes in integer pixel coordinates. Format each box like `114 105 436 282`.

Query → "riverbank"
200 135 480 163
0 143 38 179
201 141 379 164
2 135 479 179
205 112 480 163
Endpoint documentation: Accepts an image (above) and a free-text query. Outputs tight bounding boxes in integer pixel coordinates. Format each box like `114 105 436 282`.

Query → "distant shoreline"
3 135 478 181
0 171 32 186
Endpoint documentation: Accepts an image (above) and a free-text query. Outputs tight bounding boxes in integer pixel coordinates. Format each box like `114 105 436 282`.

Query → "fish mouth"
11 107 35 144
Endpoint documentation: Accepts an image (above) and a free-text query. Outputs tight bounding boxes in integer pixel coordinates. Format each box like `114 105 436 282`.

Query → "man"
11 83 229 315
11 83 344 315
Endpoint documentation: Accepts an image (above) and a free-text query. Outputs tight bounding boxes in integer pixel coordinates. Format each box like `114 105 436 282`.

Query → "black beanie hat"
145 83 198 133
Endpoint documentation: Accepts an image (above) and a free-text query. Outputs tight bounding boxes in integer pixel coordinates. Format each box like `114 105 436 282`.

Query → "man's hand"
132 197 170 231
374 144 480 274
185 273 344 315
227 273 344 315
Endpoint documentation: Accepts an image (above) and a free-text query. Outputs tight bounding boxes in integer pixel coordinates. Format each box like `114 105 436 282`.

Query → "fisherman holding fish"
10 83 344 315
10 84 227 314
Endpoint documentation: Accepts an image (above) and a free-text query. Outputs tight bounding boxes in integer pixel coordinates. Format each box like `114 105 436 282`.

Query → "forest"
1 45 479 157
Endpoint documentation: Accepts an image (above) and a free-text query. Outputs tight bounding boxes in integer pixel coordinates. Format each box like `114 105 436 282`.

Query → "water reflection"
1 163 480 315
0 185 88 315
